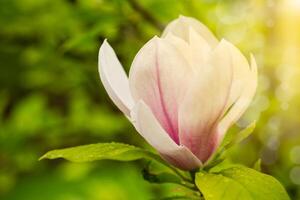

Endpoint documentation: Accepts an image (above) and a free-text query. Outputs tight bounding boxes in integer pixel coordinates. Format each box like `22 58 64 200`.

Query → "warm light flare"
284 0 300 11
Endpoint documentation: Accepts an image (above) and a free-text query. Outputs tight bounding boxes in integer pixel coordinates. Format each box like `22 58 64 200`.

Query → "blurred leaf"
2 163 153 200
195 166 290 200
0 91 8 123
40 142 165 164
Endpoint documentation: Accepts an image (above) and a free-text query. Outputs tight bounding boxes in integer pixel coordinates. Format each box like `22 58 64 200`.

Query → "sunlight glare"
286 0 300 9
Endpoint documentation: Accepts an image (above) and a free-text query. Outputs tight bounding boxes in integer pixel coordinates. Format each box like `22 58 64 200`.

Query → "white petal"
164 33 194 67
131 101 202 170
162 15 218 47
223 41 252 112
218 55 257 138
98 40 134 116
164 29 212 71
178 40 233 162
188 27 212 68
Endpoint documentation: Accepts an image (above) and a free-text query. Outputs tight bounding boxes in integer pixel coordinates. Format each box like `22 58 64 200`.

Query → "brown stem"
127 0 164 31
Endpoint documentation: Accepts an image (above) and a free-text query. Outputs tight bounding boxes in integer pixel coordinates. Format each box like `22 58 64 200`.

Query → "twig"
167 165 194 183
127 0 163 31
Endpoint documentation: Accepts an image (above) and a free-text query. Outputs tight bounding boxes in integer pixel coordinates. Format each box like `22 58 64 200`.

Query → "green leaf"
195 166 290 200
205 122 256 170
208 160 242 173
142 169 182 184
152 195 202 200
40 142 164 164
221 121 256 150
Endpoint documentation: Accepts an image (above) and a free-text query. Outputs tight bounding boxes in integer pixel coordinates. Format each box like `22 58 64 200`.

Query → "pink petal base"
160 146 203 170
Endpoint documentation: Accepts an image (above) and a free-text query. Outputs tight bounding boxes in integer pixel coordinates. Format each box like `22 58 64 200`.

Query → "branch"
127 0 163 31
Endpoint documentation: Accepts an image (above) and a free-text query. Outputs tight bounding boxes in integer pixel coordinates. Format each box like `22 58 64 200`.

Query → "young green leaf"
40 142 164 163
153 195 203 200
221 121 256 150
253 158 262 171
205 122 256 169
40 142 192 183
142 169 182 184
195 166 290 200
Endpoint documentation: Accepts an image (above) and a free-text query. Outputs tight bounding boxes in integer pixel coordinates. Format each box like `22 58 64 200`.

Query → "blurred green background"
1 0 300 199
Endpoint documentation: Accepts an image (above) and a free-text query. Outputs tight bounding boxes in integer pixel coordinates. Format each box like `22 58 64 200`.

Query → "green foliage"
1 0 300 199
3 163 153 200
40 143 201 199
221 121 256 150
196 166 290 200
142 169 182 184
40 142 163 163
153 195 201 200
41 142 291 199
204 122 256 169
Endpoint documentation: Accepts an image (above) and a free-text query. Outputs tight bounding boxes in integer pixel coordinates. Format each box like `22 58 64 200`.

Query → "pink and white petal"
161 146 203 171
98 40 134 116
222 42 252 113
131 101 202 170
162 15 219 47
217 55 257 139
178 40 233 162
129 36 192 144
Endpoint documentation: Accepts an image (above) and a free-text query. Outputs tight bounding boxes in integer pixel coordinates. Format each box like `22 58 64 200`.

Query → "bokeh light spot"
289 166 300 185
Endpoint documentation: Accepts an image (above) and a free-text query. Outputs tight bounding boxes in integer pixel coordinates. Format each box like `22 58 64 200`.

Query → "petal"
164 29 212 71
129 36 192 144
162 15 219 47
223 42 252 112
178 40 233 162
164 33 194 67
98 40 135 116
131 101 202 170
188 27 212 68
217 55 257 138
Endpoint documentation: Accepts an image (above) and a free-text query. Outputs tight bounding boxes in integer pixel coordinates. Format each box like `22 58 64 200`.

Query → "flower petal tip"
98 39 134 116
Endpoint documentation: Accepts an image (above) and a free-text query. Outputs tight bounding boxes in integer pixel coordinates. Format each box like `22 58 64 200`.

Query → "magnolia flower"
98 16 257 170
